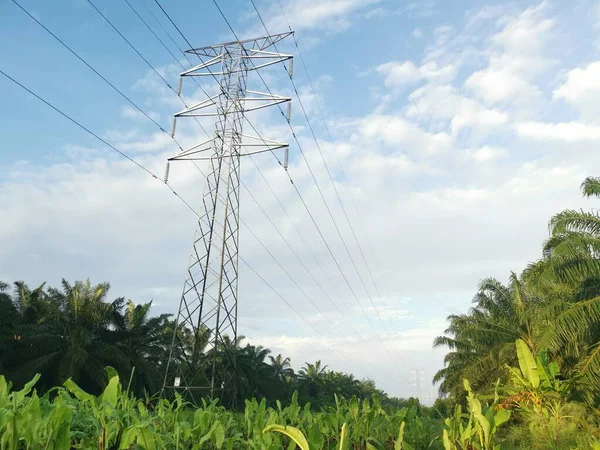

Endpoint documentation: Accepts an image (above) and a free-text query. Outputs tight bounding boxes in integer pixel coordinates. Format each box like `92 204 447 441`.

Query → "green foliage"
441 380 510 450
0 278 410 412
433 176 600 448
435 176 600 404
0 371 444 450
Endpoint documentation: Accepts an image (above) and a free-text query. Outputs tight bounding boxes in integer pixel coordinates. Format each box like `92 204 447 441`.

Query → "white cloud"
397 1 437 19
376 60 456 88
516 122 600 141
464 2 553 109
256 0 380 35
465 70 535 105
405 84 507 136
355 114 453 156
365 7 387 19
469 145 508 163
554 61 600 122
412 28 423 38
121 105 160 122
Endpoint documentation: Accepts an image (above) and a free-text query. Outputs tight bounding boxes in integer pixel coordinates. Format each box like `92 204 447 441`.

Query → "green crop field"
2 338 600 449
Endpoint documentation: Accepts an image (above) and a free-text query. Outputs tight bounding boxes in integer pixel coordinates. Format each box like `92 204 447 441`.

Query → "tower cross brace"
161 32 293 405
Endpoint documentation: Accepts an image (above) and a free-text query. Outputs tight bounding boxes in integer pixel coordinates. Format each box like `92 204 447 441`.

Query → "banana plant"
442 380 510 450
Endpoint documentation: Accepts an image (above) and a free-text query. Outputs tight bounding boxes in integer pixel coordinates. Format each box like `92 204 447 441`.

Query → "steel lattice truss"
161 33 293 405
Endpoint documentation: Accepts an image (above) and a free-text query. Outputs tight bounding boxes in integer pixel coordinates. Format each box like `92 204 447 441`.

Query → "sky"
2 0 600 401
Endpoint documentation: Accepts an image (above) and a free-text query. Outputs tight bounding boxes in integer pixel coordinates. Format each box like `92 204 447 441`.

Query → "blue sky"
2 0 600 400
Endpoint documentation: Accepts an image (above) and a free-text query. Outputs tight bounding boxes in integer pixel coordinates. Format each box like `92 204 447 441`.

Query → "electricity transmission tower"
410 369 425 402
161 33 293 404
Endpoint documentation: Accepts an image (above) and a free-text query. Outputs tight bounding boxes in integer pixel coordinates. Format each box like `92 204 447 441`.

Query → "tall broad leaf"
516 339 539 388
263 424 310 450
339 423 348 450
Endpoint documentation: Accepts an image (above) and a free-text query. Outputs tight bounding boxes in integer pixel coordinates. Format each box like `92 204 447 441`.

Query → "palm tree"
434 177 600 401
269 354 294 381
13 281 51 325
0 282 20 379
299 360 328 379
433 275 539 397
532 177 600 395
236 344 272 399
298 360 328 398
114 300 172 395
18 280 129 393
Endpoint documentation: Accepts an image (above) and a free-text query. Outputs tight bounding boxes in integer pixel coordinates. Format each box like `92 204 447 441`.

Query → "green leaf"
467 395 490 445
119 427 136 449
463 379 472 394
263 424 310 450
213 423 225 449
516 339 539 388
101 374 120 408
366 443 378 450
442 430 454 450
338 423 348 450
13 373 40 404
394 421 405 450
105 366 118 380
536 356 550 386
138 428 157 450
494 409 511 428
63 379 94 403
308 423 324 450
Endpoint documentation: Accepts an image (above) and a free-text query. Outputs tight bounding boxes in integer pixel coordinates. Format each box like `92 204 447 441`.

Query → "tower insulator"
163 161 171 183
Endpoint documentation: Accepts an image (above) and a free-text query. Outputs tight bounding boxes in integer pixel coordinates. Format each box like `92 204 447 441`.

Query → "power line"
246 154 350 315
138 0 188 57
0 67 377 382
152 0 196 52
212 0 411 381
10 0 170 137
145 1 408 380
246 0 412 372
129 0 217 105
249 2 386 323
276 0 392 322
86 2 376 377
0 68 195 213
133 5 369 342
239 256 376 379
240 177 365 338
84 0 213 139
124 0 181 65
86 0 175 93
240 212 360 347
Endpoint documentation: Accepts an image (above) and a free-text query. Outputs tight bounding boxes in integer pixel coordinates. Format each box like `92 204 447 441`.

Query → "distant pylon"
410 369 425 402
161 33 293 405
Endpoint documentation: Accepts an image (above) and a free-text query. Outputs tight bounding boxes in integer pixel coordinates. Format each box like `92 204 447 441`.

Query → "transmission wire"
0 67 377 382
212 0 411 381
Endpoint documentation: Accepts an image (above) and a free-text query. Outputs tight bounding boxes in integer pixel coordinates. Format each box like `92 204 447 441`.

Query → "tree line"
0 279 415 410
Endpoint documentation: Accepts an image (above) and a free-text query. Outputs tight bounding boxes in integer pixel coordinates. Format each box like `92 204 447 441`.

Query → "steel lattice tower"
161 33 293 404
